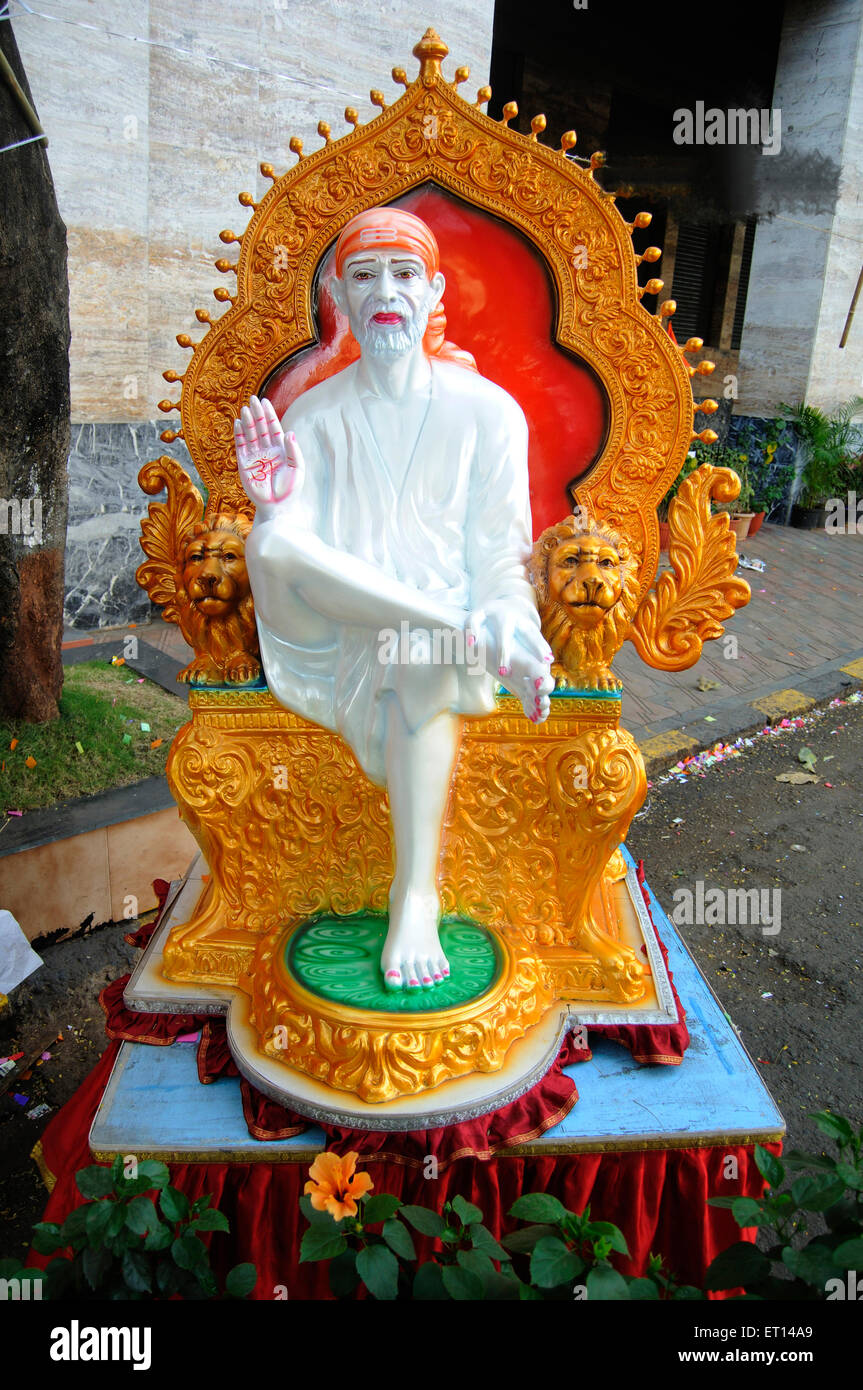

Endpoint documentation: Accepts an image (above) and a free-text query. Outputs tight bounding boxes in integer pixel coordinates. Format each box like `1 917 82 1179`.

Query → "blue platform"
90 855 784 1161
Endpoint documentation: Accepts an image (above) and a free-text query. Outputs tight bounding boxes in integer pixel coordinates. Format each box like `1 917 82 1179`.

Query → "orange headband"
334 208 440 279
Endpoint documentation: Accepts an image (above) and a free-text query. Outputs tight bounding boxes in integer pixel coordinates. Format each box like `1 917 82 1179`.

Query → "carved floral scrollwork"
158 34 694 598
630 463 752 671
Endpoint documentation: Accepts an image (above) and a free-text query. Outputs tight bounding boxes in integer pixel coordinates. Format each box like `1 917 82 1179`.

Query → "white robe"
247 357 539 785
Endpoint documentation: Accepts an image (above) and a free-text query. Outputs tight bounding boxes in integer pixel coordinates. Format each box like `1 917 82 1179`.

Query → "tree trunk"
0 19 70 722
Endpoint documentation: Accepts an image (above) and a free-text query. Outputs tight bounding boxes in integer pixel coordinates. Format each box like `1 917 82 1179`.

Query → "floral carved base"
160 687 649 1099
244 919 553 1104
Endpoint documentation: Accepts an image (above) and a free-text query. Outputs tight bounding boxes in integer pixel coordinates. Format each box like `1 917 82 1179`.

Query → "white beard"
358 301 431 358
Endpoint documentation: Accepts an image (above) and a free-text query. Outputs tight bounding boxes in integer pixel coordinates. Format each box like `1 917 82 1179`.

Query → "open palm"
234 394 304 511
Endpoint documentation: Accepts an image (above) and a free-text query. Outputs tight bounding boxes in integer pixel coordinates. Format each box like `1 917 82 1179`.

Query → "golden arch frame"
160 29 712 602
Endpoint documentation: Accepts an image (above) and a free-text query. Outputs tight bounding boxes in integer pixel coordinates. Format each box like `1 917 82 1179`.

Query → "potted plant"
737 422 795 534
705 445 754 540
657 450 700 550
781 397 863 529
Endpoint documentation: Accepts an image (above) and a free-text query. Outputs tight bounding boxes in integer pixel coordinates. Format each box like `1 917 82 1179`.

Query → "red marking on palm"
234 394 303 509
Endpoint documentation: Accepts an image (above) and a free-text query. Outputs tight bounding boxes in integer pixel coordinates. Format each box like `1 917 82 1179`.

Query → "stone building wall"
738 0 863 418
14 1 495 628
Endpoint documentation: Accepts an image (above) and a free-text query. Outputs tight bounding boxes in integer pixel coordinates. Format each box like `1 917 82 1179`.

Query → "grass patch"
0 661 188 813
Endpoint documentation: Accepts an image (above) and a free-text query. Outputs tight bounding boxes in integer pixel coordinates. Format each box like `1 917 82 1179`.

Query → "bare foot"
381 891 450 992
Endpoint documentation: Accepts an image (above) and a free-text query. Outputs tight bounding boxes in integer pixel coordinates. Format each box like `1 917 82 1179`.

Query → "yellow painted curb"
637 729 699 764
752 689 815 720
840 657 863 681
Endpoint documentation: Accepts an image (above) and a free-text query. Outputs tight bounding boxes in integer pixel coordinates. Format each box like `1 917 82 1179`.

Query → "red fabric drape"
31 1048 776 1298
26 872 766 1299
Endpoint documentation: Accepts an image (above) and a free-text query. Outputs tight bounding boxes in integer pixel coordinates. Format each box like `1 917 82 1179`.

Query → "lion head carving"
177 508 261 685
528 513 640 691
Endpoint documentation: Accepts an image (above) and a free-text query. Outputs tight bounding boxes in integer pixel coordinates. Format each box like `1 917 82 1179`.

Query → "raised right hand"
234 395 305 512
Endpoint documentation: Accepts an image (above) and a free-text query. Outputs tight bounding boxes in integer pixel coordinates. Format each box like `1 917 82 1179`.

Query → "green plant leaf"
84 1199 116 1247
811 1111 854 1147
586 1266 631 1301
627 1277 660 1300
451 1194 483 1226
0 1258 24 1278
125 1195 160 1237
413 1261 448 1300
81 1244 113 1290
356 1244 399 1301
362 1193 401 1225
191 1208 230 1234
60 1205 89 1249
328 1249 360 1298
782 1149 836 1172
121 1249 152 1294
456 1248 497 1285
587 1221 630 1257
754 1146 785 1190
195 1266 219 1299
790 1174 846 1212
143 1222 173 1252
441 1264 484 1300
530 1236 584 1289
468 1223 509 1260
225 1262 257 1298
400 1204 446 1238
299 1224 347 1264
382 1218 415 1261
171 1232 207 1270
76 1165 115 1199
501 1223 557 1253
731 1197 767 1228
135 1159 171 1190
298 1194 338 1228
672 1285 705 1301
835 1162 863 1191
30 1222 63 1256
704 1241 771 1291
782 1243 841 1287
509 1193 568 1224
160 1187 190 1224
833 1237 863 1270
706 1196 738 1210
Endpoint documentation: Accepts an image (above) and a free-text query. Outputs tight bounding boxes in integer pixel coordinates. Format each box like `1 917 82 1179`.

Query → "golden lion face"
547 535 624 630
529 513 639 689
182 524 251 621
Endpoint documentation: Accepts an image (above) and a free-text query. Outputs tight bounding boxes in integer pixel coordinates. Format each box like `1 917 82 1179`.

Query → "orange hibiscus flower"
304 1150 373 1222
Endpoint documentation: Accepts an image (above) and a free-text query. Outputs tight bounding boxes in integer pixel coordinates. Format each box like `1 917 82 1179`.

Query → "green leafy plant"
705 1112 863 1298
299 1181 698 1301
781 397 863 509
0 1159 256 1300
734 420 796 515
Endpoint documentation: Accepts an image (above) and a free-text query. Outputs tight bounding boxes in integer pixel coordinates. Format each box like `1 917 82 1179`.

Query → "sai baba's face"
548 535 623 628
335 251 444 357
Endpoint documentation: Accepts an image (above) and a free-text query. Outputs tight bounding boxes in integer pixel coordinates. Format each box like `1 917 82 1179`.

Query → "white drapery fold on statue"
247 358 541 785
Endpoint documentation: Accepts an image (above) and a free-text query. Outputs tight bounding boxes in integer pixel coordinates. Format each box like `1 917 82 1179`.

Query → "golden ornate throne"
134 29 749 1121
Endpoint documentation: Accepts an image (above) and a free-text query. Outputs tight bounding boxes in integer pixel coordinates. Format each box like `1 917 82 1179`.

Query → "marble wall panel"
12 1 504 626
